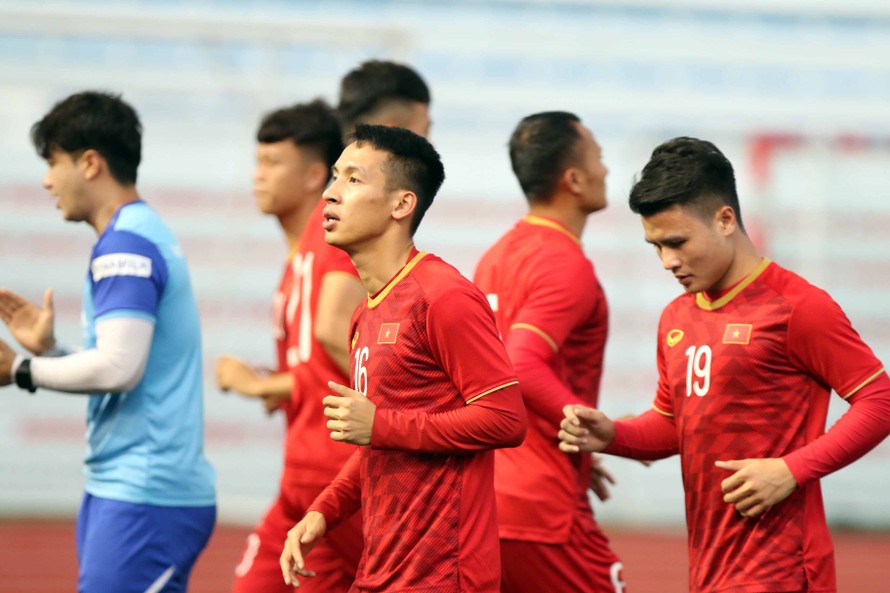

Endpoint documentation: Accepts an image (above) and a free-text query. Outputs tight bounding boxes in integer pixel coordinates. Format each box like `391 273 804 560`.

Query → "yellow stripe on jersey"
842 367 885 399
652 404 674 418
695 258 772 311
510 323 558 352
367 251 428 309
523 215 581 246
466 380 520 404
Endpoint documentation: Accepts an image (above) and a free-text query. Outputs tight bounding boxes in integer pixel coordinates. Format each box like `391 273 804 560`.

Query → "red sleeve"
372 383 526 452
604 408 680 460
307 449 362 528
652 308 675 417
427 283 520 404
787 289 884 397
501 255 597 424
504 330 587 427
784 372 890 486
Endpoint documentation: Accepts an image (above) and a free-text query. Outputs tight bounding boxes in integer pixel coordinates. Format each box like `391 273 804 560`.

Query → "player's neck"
88 184 140 235
713 237 763 293
350 236 416 295
528 202 586 238
278 195 321 252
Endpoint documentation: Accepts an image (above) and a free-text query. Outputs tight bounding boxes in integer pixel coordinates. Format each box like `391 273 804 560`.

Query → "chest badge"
377 323 400 344
723 323 753 345
351 330 359 350
666 329 684 348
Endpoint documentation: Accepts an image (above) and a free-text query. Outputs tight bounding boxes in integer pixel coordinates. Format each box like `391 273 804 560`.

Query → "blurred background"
2 0 889 588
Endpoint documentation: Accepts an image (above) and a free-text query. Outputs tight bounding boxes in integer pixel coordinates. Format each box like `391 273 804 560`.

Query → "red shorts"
500 510 625 593
232 484 362 593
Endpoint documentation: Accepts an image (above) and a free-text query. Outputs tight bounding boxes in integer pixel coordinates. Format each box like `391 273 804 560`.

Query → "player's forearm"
507 332 588 425
783 372 890 487
605 409 679 460
25 317 153 394
307 450 362 529
252 371 293 400
372 383 527 453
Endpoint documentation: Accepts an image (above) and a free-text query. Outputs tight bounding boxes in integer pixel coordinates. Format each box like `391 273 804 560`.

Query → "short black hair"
338 60 430 134
257 99 343 172
629 136 744 230
508 111 583 202
350 124 444 236
31 91 142 185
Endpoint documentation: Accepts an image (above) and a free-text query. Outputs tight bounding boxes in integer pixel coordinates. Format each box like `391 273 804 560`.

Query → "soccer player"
558 137 890 593
218 101 366 593
337 59 431 138
474 111 624 592
0 91 216 593
279 125 527 592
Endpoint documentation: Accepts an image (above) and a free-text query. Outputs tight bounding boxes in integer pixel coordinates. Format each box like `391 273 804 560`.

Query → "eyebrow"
332 163 363 176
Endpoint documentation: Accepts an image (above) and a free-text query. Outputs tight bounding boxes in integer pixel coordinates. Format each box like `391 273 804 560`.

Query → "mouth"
322 209 340 231
675 274 692 287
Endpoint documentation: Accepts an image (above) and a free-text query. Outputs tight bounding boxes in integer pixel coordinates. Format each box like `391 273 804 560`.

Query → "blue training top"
81 201 216 507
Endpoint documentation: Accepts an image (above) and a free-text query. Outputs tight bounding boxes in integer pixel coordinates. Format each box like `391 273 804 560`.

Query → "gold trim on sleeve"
842 367 885 399
466 380 520 404
510 323 558 352
652 404 674 418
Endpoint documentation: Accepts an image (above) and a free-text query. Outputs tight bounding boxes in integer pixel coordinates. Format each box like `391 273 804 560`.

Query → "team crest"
351 330 359 350
723 323 752 345
666 329 684 348
377 323 399 344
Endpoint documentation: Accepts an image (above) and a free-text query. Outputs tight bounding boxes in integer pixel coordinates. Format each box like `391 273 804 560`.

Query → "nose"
660 248 679 271
323 179 341 204
42 170 52 191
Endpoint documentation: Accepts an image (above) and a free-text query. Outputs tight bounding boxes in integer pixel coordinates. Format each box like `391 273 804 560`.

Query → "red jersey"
474 215 608 543
655 259 884 593
312 250 522 593
281 200 360 487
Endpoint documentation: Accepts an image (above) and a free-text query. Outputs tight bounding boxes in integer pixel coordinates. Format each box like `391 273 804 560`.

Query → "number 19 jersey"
656 259 884 592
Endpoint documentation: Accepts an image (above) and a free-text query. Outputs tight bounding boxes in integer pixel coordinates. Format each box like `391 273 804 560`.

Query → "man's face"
253 140 318 216
321 142 400 251
573 124 608 214
42 150 91 222
642 204 735 294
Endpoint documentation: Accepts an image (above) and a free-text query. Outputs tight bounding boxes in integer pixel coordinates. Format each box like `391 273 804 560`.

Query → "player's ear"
562 167 583 195
715 205 737 236
306 161 330 194
391 190 417 224
78 149 104 182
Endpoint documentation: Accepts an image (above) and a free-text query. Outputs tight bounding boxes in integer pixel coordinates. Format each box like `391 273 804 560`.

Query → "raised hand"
0 339 16 385
323 381 376 445
0 288 56 355
558 405 616 453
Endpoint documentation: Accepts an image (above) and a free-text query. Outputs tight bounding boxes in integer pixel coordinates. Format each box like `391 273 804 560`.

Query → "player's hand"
324 381 375 445
280 511 325 587
588 453 616 502
716 458 798 518
260 394 286 416
0 339 16 386
0 288 56 355
558 405 615 453
215 355 261 397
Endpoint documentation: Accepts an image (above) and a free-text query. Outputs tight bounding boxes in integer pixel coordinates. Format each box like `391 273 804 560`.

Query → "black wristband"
14 358 37 393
